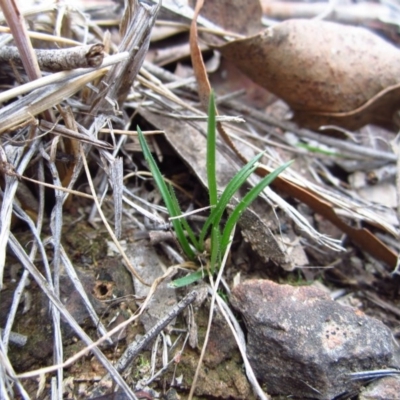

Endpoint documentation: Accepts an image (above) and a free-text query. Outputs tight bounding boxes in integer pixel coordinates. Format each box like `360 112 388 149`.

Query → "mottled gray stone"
359 376 400 400
127 240 177 333
231 280 394 399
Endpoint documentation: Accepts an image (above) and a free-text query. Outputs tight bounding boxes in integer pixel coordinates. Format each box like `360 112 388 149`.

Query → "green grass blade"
170 269 206 288
168 183 200 251
209 226 221 273
198 151 264 246
297 143 339 157
207 91 218 208
137 126 196 260
220 160 294 253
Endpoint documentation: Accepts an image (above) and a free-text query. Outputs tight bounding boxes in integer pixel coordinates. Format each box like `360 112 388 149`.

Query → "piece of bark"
0 44 104 72
227 199 308 270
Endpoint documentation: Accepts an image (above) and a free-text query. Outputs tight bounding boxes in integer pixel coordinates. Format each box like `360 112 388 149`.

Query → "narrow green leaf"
207 91 218 208
168 183 200 251
199 151 264 246
209 226 221 274
137 126 196 260
170 269 206 288
220 160 294 253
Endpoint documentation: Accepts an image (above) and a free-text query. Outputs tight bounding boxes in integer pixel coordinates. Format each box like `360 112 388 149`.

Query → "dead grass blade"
0 69 107 135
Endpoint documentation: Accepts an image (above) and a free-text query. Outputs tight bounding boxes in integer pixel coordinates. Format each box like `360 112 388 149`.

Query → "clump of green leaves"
137 92 292 287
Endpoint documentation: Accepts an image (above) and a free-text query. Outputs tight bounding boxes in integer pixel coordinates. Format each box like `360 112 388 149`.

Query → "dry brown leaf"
188 0 263 36
217 19 400 130
209 58 275 109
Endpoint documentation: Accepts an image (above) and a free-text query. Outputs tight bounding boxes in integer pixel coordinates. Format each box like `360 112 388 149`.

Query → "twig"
0 44 104 71
114 290 197 373
39 120 114 150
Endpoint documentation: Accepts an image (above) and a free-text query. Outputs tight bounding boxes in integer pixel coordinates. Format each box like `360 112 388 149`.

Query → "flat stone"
126 240 177 333
359 376 400 400
230 280 394 399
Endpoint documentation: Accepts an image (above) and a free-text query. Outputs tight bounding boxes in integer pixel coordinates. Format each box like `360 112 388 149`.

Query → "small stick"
0 328 27 347
39 120 113 150
0 44 105 72
114 290 198 373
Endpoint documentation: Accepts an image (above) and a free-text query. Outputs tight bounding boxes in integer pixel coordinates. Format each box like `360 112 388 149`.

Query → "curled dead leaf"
217 19 400 130
189 0 263 36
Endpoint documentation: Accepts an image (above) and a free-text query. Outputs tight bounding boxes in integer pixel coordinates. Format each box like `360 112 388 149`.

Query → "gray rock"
127 240 177 333
359 375 400 399
230 280 394 399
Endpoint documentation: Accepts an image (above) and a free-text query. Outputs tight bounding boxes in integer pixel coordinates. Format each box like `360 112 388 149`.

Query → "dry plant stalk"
85 1 161 122
0 44 105 71
0 0 42 81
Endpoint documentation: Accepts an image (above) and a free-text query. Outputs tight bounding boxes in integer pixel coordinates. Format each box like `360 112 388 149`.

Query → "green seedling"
137 91 293 287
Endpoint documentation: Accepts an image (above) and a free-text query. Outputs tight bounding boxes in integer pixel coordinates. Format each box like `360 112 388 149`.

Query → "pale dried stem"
0 68 107 135
212 290 270 400
0 0 42 81
0 140 38 289
16 266 181 381
0 26 83 46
